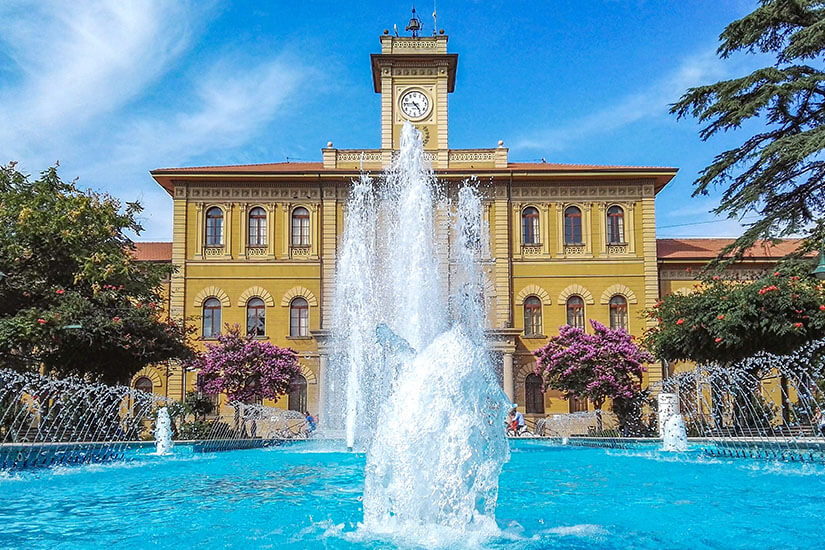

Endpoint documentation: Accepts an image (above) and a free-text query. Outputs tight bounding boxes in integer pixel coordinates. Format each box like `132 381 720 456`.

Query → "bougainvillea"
190 325 300 403
533 320 653 411
642 264 825 366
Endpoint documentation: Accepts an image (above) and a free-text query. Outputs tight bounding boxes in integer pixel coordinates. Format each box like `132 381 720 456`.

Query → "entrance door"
569 396 588 413
288 375 308 413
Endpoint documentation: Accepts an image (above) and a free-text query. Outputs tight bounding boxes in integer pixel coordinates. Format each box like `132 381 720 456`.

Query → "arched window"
523 296 542 336
566 295 585 329
521 206 540 245
288 374 308 413
290 297 309 337
525 373 544 414
203 297 222 339
564 206 582 245
291 207 310 247
246 298 266 337
248 207 267 247
134 376 154 394
606 205 625 244
609 295 628 331
205 207 223 246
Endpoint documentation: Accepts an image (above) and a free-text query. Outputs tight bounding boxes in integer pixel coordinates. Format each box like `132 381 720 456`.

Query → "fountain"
0 369 167 469
659 338 825 462
327 122 510 538
658 392 688 452
0 369 312 469
153 407 174 455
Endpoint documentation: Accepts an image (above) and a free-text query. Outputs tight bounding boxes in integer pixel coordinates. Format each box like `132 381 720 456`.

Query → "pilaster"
640 187 661 385
266 203 277 259
194 202 204 259
282 204 291 256
170 187 187 322
223 203 233 259
492 188 512 328
309 203 320 259
238 203 248 260
320 189 338 328
627 202 637 255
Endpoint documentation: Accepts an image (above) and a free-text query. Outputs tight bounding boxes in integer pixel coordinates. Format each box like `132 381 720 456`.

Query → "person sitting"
305 411 316 435
510 404 526 436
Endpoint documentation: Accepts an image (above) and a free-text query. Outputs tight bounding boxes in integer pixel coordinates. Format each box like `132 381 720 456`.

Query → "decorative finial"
327 141 333 148
497 140 504 148
405 6 422 37
383 29 389 35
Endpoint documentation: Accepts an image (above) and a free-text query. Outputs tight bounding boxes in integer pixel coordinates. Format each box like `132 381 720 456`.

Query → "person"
305 411 316 435
815 408 825 437
507 409 517 434
510 404 526 436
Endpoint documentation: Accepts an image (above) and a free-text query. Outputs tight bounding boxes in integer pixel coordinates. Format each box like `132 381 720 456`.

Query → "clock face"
400 90 430 119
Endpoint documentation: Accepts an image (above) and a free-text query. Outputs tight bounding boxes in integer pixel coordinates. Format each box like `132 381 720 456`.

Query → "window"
291 207 310 246
609 295 628 331
248 207 267 247
521 206 540 245
564 206 582 244
523 296 542 336
203 298 222 339
525 374 544 414
205 207 223 246
290 297 309 337
606 205 625 244
288 374 308 413
566 296 585 329
569 396 588 413
246 298 266 337
134 376 153 394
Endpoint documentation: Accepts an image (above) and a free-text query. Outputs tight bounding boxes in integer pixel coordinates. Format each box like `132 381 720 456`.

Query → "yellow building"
136 31 687 421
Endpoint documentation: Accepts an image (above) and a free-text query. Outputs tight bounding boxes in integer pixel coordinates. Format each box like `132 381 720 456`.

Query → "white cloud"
0 0 197 160
95 56 309 240
112 56 308 168
513 51 731 152
0 1 313 240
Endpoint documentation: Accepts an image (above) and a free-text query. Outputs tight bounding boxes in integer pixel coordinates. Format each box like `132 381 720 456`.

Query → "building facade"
135 32 788 421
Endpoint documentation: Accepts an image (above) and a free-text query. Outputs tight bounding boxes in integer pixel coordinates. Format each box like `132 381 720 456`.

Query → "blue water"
1 439 823 549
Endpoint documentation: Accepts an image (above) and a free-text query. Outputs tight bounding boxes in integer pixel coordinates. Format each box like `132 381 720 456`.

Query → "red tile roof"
151 162 324 174
132 242 172 262
151 161 676 174
507 162 676 171
657 238 807 260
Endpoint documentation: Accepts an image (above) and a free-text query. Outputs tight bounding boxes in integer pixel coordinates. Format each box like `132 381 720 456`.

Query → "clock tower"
370 30 458 152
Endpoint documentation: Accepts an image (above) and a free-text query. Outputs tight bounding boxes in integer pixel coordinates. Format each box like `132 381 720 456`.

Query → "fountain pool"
2 439 823 549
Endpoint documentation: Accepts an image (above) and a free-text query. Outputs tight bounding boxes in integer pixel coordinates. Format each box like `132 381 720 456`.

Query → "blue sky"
0 0 764 241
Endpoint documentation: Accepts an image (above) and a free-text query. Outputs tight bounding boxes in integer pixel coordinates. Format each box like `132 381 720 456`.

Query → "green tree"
0 163 194 384
643 265 825 365
671 1 825 256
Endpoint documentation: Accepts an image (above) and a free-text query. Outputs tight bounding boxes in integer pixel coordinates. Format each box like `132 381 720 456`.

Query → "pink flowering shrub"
533 320 652 412
190 325 300 403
